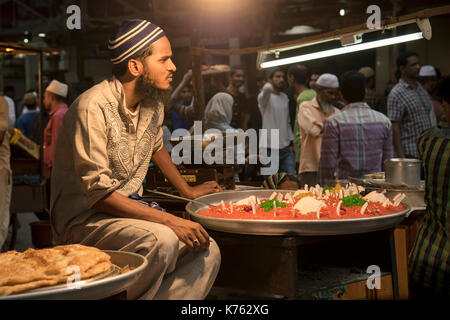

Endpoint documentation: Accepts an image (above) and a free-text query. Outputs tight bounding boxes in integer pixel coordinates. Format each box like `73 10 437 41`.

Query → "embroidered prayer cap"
46 80 68 97
359 66 375 78
108 19 165 66
419 65 437 77
316 73 339 89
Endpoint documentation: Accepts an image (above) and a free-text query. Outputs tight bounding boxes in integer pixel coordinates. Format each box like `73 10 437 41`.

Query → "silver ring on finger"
193 239 200 246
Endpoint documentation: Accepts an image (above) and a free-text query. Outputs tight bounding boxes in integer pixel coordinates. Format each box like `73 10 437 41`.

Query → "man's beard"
136 71 173 108
317 95 335 114
273 81 285 91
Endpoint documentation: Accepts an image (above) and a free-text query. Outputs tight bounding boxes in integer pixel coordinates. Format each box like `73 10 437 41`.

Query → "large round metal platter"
186 190 410 236
1 250 147 300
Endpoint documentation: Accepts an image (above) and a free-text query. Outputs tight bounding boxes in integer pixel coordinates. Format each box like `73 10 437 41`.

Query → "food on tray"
197 183 407 220
0 244 111 297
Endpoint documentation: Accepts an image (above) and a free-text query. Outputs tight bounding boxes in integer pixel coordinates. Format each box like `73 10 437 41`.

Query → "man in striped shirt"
408 77 450 299
387 51 435 159
319 71 393 185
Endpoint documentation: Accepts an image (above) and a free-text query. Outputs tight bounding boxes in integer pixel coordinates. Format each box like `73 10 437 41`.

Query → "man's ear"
128 59 143 77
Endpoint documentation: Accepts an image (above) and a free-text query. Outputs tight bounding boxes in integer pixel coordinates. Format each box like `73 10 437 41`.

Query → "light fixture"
5 48 14 52
339 9 346 16
23 38 29 44
38 33 46 38
260 32 424 69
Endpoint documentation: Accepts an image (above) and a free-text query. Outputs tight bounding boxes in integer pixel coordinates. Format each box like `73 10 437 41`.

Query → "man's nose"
168 59 176 72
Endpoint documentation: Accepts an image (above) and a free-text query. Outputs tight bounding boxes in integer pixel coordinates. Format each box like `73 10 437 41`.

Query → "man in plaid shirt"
319 71 393 185
387 51 435 158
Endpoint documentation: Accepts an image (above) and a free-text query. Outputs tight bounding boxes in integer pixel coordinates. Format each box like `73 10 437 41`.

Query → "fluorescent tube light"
260 32 424 69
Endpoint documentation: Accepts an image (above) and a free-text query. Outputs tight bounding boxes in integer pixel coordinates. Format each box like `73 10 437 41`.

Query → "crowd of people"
164 51 445 187
0 17 447 299
164 52 449 300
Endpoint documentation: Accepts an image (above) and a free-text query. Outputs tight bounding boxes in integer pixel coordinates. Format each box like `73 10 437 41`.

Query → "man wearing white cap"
419 65 443 123
43 79 69 180
50 19 221 300
297 73 340 186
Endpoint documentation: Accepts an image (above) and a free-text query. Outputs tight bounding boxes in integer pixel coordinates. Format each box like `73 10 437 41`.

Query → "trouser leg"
70 216 221 300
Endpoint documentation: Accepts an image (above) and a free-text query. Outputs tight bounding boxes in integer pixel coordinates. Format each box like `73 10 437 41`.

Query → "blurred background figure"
419 65 443 123
169 70 194 131
16 92 40 142
359 66 387 115
298 73 340 186
0 95 12 249
309 73 320 90
1 85 16 127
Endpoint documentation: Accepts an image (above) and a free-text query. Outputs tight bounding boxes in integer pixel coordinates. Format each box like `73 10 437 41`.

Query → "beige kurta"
298 97 340 174
49 78 220 299
50 78 164 244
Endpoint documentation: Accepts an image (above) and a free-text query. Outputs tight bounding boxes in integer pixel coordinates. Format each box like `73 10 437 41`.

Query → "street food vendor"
49 19 222 300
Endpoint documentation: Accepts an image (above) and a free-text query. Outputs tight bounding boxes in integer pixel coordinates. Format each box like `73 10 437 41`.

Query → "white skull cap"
316 73 339 88
46 80 68 97
419 65 437 77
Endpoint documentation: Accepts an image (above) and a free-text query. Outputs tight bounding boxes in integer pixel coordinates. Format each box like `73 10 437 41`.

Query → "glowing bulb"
340 9 346 16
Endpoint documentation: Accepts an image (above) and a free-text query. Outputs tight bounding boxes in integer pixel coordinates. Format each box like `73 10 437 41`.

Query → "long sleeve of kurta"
298 104 323 137
72 104 122 209
319 120 339 185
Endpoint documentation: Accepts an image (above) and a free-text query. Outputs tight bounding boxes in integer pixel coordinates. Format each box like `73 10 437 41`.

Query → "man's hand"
165 214 210 251
182 181 222 199
183 69 192 84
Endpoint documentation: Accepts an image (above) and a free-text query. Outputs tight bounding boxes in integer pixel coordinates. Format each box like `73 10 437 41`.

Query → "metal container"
186 190 409 236
384 158 421 187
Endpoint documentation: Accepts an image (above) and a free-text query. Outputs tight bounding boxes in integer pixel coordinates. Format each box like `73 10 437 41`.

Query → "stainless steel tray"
1 250 148 300
186 190 410 236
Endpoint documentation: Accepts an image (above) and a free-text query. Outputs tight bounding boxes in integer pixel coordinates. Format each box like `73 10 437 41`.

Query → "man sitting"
319 71 393 185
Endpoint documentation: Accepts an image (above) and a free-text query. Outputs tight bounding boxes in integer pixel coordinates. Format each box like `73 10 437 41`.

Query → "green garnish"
323 186 333 193
341 194 366 207
260 199 286 212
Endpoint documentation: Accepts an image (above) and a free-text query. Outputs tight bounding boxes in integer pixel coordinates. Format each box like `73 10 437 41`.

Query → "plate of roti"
0 244 147 300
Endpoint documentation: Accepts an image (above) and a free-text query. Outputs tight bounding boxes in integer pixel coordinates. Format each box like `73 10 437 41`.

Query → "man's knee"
152 225 179 265
206 238 221 272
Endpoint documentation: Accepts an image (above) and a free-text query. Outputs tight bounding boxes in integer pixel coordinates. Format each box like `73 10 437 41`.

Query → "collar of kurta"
310 97 320 109
109 77 163 137
49 103 68 116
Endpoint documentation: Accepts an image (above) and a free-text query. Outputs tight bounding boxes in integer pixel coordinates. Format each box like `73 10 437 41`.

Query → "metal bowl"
0 250 148 300
186 190 410 236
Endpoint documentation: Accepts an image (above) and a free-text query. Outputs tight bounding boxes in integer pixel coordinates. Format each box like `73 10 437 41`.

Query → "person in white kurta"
50 19 222 300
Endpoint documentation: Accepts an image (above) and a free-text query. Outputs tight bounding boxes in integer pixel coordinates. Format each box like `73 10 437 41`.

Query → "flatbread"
0 244 111 297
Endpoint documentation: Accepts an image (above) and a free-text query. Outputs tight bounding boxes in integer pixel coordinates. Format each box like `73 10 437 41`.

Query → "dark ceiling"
0 0 448 48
